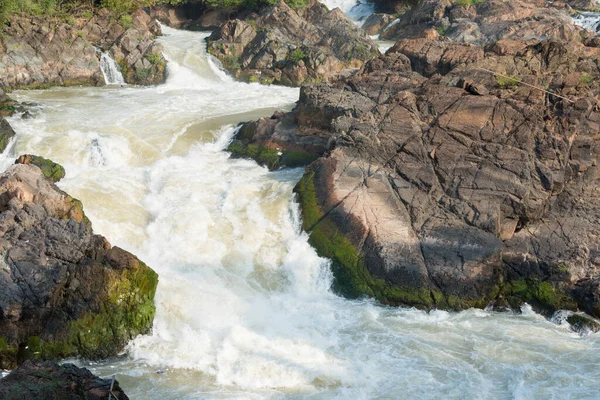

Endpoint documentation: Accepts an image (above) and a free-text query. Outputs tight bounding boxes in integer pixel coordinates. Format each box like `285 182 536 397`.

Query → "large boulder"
0 155 158 369
0 9 166 89
207 0 379 86
0 361 128 400
232 37 600 318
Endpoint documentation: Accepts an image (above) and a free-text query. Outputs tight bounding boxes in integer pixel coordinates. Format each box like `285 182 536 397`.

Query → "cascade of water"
100 52 126 85
573 11 600 32
320 0 375 25
3 25 600 400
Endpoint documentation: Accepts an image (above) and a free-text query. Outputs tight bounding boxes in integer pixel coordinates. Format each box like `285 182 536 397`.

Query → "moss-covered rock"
0 160 158 369
0 118 16 153
566 314 600 334
228 139 319 170
15 154 66 183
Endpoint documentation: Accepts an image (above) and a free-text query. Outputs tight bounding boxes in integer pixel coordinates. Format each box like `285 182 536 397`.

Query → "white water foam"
573 11 600 32
100 52 126 85
4 25 600 400
319 0 375 25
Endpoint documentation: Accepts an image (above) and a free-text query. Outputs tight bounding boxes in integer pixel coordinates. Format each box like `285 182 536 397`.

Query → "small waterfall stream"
574 11 600 32
100 52 126 86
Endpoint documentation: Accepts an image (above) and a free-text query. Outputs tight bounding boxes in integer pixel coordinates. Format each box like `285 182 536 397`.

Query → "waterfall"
320 0 375 25
100 52 126 86
573 12 600 33
5 25 600 400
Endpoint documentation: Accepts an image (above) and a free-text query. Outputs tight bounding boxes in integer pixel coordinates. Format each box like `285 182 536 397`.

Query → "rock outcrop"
207 0 379 86
0 8 166 89
0 155 158 369
231 35 600 318
150 2 236 30
380 0 591 45
0 361 129 400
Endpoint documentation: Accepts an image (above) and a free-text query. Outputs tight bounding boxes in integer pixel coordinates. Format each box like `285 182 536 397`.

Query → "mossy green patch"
228 140 319 170
502 279 577 314
228 140 281 170
5 258 158 366
23 155 65 182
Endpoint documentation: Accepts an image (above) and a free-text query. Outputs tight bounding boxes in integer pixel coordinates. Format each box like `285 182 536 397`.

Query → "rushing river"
2 22 600 400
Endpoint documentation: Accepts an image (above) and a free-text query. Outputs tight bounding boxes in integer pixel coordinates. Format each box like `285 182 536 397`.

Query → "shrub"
495 74 520 89
579 72 594 85
289 48 307 63
454 0 485 7
119 14 133 29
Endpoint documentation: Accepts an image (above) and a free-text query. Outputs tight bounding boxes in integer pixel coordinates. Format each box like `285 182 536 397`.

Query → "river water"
2 19 600 400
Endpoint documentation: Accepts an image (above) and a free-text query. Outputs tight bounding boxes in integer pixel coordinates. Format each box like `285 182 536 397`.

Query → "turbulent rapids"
2 23 600 400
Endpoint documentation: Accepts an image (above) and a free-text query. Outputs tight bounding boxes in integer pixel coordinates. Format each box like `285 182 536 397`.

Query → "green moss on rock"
7 254 158 365
502 279 577 314
0 118 16 153
15 154 65 182
228 140 319 170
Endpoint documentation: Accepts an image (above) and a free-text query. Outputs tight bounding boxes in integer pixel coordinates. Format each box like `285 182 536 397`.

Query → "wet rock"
0 9 166 89
566 314 600 334
0 119 16 153
0 361 129 400
228 111 326 169
207 0 378 86
0 155 158 369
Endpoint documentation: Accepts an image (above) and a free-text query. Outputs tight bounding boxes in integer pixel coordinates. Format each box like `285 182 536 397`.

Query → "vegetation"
579 72 594 85
454 0 485 7
495 74 520 89
288 48 307 63
0 0 309 23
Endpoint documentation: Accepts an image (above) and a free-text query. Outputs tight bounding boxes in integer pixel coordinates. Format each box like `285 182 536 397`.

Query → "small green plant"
579 72 594 85
76 30 85 38
223 50 241 71
81 11 92 19
283 0 309 9
454 0 485 7
248 75 258 83
495 74 520 89
353 43 371 61
289 48 307 63
146 53 162 65
247 19 256 29
135 67 150 82
119 14 133 30
436 25 447 36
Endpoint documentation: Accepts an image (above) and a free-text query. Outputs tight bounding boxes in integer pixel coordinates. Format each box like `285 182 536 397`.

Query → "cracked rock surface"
233 36 600 317
0 9 166 89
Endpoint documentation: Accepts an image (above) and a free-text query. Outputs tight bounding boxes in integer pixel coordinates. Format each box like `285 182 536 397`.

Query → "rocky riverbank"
0 8 166 89
205 0 379 85
0 154 158 369
230 2 600 319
